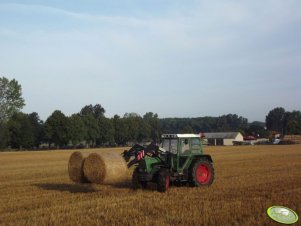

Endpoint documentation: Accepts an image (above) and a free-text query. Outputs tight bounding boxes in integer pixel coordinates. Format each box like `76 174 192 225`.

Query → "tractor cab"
161 134 204 156
161 134 207 176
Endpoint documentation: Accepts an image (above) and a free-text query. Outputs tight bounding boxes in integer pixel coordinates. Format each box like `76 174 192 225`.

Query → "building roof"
204 132 241 139
177 134 200 138
162 134 200 138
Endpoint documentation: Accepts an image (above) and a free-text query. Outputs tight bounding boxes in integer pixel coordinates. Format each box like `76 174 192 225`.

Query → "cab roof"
162 134 200 138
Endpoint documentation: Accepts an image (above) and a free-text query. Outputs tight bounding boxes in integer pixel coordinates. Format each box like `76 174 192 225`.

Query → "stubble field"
0 145 300 226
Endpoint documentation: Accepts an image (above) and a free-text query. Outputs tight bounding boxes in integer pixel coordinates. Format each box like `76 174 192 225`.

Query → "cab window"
180 138 190 154
191 138 201 149
162 139 178 154
170 139 178 154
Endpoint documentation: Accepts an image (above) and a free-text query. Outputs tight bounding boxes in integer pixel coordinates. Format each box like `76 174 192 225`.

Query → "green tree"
28 112 43 148
79 104 106 147
216 116 231 132
0 77 25 121
265 107 286 134
68 114 87 146
245 122 268 138
97 117 115 146
7 112 34 149
216 114 248 132
44 110 69 148
181 125 194 133
283 111 301 135
124 113 140 142
80 104 105 119
143 112 161 142
286 120 301 135
82 114 99 147
124 113 150 143
160 115 248 134
112 115 128 146
137 117 150 143
0 122 9 149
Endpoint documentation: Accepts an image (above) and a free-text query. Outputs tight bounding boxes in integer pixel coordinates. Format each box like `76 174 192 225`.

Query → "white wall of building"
224 139 235 146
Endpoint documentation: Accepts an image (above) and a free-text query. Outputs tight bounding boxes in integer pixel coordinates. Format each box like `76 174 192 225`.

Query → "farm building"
204 132 243 146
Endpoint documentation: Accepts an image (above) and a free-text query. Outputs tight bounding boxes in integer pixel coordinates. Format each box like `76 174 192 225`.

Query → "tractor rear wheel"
140 181 147 189
132 167 147 189
190 159 214 186
157 170 170 192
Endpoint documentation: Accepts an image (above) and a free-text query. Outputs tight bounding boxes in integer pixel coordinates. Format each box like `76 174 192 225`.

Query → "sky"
0 0 300 122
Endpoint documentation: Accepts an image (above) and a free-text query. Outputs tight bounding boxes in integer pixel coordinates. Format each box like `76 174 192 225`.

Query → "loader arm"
122 143 161 168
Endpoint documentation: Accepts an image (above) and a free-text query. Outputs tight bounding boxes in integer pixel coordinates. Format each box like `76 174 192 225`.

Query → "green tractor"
123 134 214 192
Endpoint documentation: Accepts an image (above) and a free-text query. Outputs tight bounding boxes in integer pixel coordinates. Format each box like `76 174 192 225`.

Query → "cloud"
0 3 149 29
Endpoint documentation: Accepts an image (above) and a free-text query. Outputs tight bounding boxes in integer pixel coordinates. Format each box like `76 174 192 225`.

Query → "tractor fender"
193 154 213 163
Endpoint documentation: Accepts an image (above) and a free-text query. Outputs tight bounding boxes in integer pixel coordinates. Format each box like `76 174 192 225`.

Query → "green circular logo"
267 206 299 224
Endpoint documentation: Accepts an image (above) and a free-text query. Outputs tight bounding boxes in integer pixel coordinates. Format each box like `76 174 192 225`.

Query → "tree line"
0 107 248 149
0 104 162 149
1 77 301 150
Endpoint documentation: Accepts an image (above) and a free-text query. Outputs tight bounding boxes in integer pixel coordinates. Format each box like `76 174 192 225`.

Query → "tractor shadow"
109 181 132 189
110 181 159 191
34 183 97 193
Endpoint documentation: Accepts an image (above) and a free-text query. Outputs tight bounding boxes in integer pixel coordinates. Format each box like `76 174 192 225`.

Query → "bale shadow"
34 183 97 193
109 181 132 189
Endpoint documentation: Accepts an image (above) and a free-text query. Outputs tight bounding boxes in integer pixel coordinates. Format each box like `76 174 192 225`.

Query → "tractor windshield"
162 139 178 154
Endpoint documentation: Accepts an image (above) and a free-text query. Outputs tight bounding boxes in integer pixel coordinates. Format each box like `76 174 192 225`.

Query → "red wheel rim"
165 176 169 191
196 164 211 184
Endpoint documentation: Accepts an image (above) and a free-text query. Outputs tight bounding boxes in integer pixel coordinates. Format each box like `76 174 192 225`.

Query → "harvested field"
0 145 300 226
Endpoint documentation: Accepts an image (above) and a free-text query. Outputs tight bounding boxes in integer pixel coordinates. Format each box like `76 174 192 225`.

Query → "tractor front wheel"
190 159 214 186
132 167 147 189
157 170 170 192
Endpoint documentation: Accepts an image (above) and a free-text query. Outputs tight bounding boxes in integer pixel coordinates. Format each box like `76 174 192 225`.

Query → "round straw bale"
83 152 128 184
68 151 89 183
